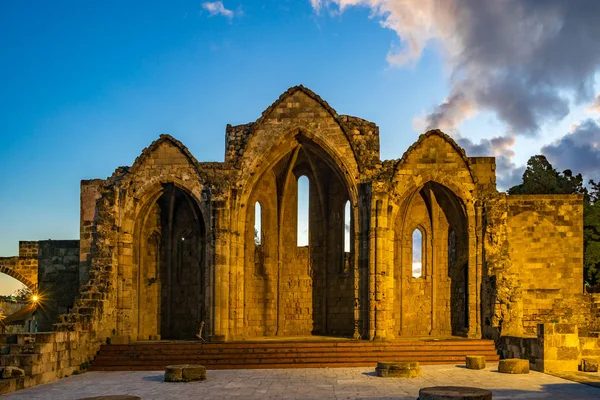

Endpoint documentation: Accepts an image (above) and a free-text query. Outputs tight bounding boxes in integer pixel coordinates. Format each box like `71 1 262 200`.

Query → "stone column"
211 199 230 340
474 201 483 337
373 196 393 341
467 202 479 338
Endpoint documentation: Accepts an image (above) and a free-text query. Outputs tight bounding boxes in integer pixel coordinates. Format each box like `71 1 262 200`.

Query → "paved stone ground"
3 364 600 400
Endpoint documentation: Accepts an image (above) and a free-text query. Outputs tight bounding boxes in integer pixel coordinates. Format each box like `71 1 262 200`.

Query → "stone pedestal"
419 386 492 400
498 358 529 374
375 361 421 378
465 356 486 370
164 364 207 382
581 358 598 372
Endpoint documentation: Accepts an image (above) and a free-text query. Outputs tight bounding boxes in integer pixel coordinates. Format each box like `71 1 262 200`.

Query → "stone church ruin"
0 86 598 391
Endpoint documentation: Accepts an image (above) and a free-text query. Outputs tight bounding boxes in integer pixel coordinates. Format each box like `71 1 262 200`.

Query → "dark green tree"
584 180 600 288
508 155 587 197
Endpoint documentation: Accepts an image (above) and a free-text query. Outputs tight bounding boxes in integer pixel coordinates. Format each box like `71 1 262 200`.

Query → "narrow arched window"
344 200 351 253
448 228 456 266
254 202 262 245
297 175 309 246
412 229 423 278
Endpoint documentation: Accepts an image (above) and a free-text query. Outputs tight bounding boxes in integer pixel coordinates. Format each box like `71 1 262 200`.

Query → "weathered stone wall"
0 331 100 394
338 115 380 176
468 157 496 188
506 195 584 334
37 241 80 331
389 131 478 339
498 323 600 373
80 179 103 288
498 335 543 371
231 87 362 339
111 136 209 341
482 193 522 339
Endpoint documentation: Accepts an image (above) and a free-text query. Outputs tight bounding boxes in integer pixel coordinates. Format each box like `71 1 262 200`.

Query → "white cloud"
311 1 600 136
412 262 421 278
587 95 600 114
202 1 235 19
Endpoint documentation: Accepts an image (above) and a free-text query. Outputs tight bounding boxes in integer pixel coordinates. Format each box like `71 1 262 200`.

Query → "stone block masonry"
0 85 596 394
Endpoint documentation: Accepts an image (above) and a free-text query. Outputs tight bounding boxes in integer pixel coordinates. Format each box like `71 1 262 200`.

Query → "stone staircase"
89 338 499 371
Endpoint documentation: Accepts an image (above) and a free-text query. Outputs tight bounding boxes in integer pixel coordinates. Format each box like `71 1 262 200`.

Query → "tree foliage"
584 180 600 288
508 155 599 290
508 156 587 197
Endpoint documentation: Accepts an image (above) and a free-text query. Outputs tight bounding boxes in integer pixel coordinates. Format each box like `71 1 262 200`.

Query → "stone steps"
89 339 499 371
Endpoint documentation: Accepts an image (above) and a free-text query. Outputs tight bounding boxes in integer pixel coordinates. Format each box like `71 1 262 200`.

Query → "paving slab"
1 363 600 400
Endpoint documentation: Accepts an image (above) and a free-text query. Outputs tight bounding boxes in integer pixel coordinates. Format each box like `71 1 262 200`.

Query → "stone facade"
0 86 596 391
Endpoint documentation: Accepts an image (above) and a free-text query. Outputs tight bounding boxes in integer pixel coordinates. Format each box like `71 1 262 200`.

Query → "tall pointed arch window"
254 202 262 245
344 200 351 253
412 229 423 278
297 175 309 246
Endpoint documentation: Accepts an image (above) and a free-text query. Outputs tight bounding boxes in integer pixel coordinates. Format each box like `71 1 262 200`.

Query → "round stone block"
465 355 486 370
419 386 492 400
376 361 421 378
164 364 207 382
78 396 141 400
377 361 419 370
498 358 529 374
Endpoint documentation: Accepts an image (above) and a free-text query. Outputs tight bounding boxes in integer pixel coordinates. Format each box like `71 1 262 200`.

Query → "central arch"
135 183 207 340
243 135 357 338
394 181 469 337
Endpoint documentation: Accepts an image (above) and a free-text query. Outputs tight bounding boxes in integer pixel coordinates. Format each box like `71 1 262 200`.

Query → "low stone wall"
499 323 600 373
0 331 100 395
498 335 542 372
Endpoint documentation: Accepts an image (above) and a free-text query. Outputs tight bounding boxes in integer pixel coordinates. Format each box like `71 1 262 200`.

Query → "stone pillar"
372 196 394 341
358 183 372 340
212 199 230 340
80 180 102 288
474 201 483 338
467 203 479 338
229 205 244 340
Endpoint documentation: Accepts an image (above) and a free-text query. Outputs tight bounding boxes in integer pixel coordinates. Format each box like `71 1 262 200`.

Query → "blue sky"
1 0 600 294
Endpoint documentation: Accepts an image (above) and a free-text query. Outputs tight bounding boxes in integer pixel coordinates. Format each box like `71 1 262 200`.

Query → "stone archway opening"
395 181 469 337
137 183 206 340
244 135 356 338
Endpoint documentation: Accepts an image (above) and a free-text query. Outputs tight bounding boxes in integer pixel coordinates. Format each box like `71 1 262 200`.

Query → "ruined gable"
125 135 202 199
391 130 476 201
237 86 361 186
